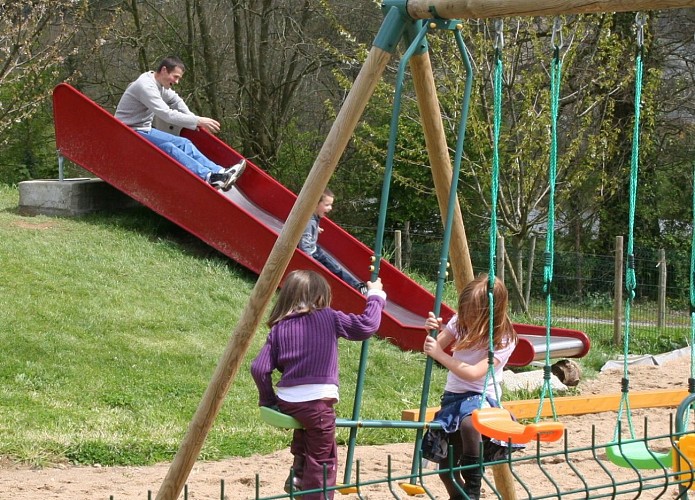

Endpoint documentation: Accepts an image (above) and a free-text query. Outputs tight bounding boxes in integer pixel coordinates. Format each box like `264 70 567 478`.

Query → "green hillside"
0 185 443 467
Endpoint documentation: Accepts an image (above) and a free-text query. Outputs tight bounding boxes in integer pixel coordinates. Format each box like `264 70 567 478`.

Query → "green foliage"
0 1 85 145
580 291 615 311
270 120 325 195
332 44 444 233
0 104 59 184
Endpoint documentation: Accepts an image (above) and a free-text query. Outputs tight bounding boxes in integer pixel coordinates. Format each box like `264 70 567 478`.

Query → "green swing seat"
605 440 672 469
259 406 303 429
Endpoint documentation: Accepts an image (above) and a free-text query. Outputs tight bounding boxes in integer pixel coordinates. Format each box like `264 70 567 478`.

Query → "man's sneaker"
208 172 235 191
223 159 246 184
355 282 368 295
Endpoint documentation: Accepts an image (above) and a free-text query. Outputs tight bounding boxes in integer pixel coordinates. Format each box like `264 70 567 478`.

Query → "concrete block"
18 178 140 216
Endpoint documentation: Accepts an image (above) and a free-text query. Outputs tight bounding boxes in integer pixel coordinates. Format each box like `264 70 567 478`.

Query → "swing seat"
337 484 358 494
673 434 695 489
399 483 426 496
472 408 564 444
606 440 672 469
259 406 304 429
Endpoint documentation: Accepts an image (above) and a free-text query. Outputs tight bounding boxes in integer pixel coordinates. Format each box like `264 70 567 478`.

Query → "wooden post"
394 229 402 269
155 46 393 500
497 236 505 284
492 464 517 500
409 51 475 294
658 248 666 328
613 235 624 346
405 0 695 20
404 221 412 269
524 236 536 308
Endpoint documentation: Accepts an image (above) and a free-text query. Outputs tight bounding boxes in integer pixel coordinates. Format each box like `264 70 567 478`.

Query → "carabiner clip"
635 12 647 48
494 19 504 50
551 18 563 50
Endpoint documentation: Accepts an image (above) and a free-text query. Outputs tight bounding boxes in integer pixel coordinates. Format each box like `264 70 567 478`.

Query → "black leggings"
437 415 482 499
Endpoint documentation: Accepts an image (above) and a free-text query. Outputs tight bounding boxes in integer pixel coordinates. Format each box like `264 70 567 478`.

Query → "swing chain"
635 12 647 48
551 17 563 50
493 19 504 50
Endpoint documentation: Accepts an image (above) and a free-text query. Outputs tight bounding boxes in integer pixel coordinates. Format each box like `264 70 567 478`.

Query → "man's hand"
197 117 221 134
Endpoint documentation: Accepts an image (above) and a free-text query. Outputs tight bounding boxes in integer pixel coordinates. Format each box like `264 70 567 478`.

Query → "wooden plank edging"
402 389 690 421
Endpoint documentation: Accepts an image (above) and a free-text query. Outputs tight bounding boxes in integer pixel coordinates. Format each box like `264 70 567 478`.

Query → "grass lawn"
2 183 689 469
0 185 445 467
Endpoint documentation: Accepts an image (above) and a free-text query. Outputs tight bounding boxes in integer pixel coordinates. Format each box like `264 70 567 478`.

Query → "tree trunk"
194 0 221 119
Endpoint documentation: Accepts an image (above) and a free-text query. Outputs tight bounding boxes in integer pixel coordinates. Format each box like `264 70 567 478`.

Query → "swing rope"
690 158 695 399
605 12 672 470
535 18 564 424
613 13 646 445
683 159 695 431
472 19 563 445
480 19 505 406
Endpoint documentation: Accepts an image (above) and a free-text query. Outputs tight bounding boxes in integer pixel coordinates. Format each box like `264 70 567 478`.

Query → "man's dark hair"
157 56 185 73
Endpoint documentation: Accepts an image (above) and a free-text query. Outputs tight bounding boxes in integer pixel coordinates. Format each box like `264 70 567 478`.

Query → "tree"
82 0 380 173
0 1 90 182
429 15 665 310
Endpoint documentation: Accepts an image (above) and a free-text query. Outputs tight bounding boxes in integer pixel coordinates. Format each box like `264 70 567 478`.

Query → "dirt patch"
1 357 693 499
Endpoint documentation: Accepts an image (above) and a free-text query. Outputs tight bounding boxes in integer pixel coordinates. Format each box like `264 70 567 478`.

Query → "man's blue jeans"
137 128 223 180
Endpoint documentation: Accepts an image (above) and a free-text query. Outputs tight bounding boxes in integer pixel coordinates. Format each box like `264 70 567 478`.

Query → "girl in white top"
422 274 518 500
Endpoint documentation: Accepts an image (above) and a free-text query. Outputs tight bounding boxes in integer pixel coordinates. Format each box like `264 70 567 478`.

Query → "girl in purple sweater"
250 270 386 499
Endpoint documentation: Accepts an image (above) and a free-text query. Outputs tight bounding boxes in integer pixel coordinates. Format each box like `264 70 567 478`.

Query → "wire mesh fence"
345 224 691 342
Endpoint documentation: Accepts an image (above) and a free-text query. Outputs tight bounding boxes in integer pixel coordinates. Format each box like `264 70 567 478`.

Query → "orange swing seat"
472 407 564 444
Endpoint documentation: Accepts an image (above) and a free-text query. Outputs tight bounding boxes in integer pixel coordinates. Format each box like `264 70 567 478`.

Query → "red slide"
52 83 589 367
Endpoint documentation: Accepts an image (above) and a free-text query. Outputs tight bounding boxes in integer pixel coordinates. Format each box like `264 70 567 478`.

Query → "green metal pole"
341 3 418 485
407 21 474 485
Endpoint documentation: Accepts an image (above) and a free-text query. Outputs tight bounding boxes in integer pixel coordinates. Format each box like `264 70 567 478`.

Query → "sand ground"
1 357 693 499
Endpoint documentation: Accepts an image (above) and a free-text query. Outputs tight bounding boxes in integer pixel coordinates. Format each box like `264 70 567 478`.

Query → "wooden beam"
410 52 474 294
402 389 690 422
405 0 695 21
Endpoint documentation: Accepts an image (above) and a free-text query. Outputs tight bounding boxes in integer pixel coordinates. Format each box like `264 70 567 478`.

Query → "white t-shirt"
277 384 339 403
442 314 516 400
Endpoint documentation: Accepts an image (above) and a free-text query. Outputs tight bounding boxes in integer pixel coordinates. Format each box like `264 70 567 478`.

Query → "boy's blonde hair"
267 270 332 327
320 188 334 203
453 274 517 351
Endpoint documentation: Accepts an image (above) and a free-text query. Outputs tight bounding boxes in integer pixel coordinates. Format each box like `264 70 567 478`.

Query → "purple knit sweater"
250 295 385 407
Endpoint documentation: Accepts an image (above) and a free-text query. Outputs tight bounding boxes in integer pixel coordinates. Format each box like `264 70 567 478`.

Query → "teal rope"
614 40 644 443
535 42 562 423
686 160 695 430
691 159 695 387
482 45 504 406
